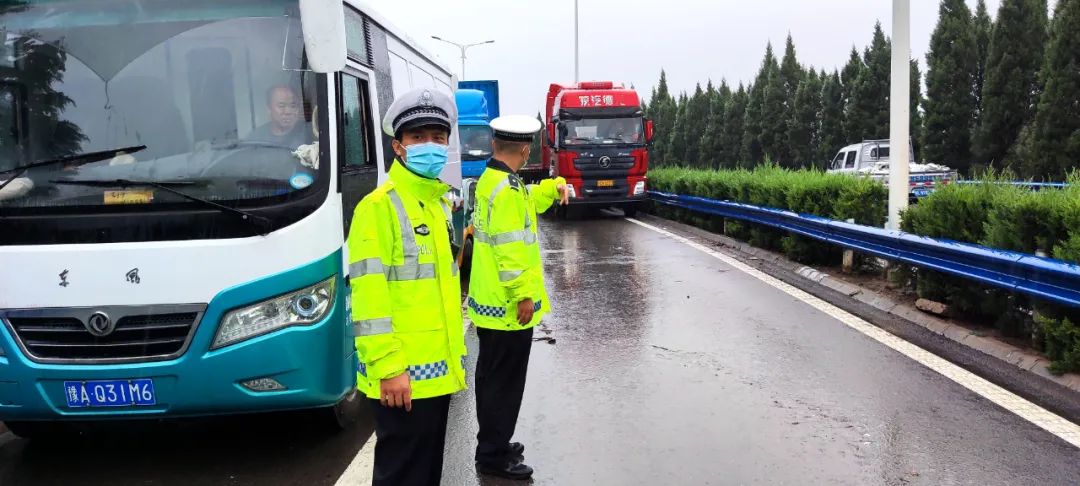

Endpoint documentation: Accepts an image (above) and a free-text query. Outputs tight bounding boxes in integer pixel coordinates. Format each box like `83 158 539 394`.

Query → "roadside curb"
636 214 1080 395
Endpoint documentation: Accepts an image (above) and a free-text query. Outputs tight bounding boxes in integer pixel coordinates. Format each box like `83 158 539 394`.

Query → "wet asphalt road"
3 210 1080 485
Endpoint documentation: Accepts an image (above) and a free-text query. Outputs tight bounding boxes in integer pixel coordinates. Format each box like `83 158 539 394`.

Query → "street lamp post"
430 36 495 80
574 0 579 82
888 0 910 230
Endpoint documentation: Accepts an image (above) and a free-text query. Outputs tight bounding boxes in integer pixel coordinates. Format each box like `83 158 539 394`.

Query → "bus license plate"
597 180 614 188
64 379 156 408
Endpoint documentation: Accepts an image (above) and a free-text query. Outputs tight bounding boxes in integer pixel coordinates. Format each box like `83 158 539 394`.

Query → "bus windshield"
0 0 324 210
562 117 644 146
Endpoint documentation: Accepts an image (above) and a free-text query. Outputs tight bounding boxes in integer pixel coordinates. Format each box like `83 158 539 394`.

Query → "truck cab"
829 139 957 201
543 81 654 216
455 89 493 180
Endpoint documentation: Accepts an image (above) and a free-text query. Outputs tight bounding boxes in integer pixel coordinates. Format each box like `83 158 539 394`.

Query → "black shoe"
476 460 534 480
509 442 525 458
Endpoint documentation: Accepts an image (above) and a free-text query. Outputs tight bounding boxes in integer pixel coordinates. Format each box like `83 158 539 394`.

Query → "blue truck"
456 80 500 178
454 81 498 276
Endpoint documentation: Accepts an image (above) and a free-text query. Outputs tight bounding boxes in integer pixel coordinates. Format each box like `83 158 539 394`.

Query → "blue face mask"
403 142 449 179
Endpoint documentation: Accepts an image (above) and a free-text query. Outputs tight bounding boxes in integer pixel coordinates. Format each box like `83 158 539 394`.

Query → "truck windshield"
562 117 643 146
0 0 322 211
460 125 493 161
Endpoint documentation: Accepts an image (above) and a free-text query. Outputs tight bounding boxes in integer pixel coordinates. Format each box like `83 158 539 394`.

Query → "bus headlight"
212 277 336 350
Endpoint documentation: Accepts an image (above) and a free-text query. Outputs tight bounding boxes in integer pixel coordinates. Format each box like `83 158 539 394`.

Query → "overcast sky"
376 1 1018 117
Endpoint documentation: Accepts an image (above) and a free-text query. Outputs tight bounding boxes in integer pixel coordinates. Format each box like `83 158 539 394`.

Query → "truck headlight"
566 184 577 198
212 277 336 350
632 181 646 196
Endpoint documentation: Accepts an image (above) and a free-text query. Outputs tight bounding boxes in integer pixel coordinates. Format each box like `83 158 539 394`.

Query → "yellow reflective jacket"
347 161 466 400
467 159 565 330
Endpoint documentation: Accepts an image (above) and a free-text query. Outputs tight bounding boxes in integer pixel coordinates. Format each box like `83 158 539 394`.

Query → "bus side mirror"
299 0 347 73
645 119 655 143
546 122 557 148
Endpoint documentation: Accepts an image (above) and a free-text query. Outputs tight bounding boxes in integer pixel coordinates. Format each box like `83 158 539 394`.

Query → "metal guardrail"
953 180 1070 190
649 191 1080 308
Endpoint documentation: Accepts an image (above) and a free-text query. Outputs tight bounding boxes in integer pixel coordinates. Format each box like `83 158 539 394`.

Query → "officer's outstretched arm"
489 189 541 302
527 176 568 214
347 197 406 381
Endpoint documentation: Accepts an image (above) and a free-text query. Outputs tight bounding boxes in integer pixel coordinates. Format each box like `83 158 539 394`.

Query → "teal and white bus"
0 0 464 438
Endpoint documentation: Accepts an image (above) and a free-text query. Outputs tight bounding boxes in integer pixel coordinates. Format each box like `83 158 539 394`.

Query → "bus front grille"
2 305 205 364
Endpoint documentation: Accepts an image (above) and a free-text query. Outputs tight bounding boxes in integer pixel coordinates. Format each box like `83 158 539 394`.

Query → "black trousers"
370 395 451 486
474 326 534 466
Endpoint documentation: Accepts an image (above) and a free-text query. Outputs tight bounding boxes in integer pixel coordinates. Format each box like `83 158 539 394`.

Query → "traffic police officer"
348 87 466 486
467 115 569 480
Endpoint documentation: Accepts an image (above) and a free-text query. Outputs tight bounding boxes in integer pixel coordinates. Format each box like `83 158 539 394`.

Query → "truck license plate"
64 379 156 408
597 180 614 188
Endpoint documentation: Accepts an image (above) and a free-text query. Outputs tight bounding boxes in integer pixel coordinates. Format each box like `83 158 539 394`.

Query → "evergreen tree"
847 22 891 141
923 0 979 172
973 0 1048 168
667 93 690 164
647 70 677 166
910 59 925 160
1018 0 1080 179
761 67 788 164
779 34 804 101
787 69 822 167
741 80 763 163
742 43 779 164
972 0 993 125
700 80 731 168
683 83 710 166
818 71 846 164
840 46 864 140
721 84 748 168
774 34 804 163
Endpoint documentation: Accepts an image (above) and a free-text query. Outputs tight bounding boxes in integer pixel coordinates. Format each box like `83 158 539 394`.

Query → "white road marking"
626 217 1080 449
335 436 376 486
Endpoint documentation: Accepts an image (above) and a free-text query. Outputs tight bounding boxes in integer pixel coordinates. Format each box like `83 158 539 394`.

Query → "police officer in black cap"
347 87 466 486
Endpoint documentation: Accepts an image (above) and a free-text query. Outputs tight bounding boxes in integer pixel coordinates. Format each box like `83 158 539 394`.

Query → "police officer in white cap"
467 115 569 480
347 87 467 486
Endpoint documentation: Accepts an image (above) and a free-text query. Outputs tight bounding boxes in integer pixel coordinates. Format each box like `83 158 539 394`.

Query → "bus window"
845 150 857 168
409 63 435 89
344 7 369 63
437 79 452 96
389 52 411 98
341 75 373 167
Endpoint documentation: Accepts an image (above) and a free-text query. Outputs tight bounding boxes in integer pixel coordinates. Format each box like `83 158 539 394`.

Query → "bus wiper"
50 178 273 234
0 145 147 192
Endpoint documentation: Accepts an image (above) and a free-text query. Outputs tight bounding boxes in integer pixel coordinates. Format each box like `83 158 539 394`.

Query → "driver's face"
269 88 300 132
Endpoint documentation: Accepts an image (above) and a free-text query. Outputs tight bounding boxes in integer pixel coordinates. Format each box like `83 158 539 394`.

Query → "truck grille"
573 156 635 171
3 305 204 363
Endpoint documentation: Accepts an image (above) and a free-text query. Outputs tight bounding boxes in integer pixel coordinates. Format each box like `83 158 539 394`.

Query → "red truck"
541 81 653 217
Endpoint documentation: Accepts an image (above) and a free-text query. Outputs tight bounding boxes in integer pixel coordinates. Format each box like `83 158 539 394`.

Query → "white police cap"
382 87 458 138
491 115 542 143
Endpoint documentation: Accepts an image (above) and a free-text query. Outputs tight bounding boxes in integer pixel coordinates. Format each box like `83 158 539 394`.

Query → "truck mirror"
546 122 557 148
645 119 655 143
